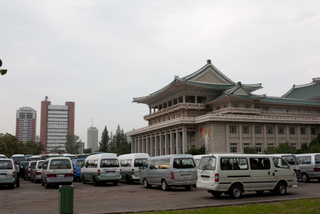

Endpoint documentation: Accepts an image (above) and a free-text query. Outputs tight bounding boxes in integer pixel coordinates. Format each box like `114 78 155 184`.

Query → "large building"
127 60 320 156
40 96 75 153
87 126 98 152
15 107 37 143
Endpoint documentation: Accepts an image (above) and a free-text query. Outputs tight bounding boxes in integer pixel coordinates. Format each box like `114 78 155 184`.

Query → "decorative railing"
212 107 261 115
143 103 206 120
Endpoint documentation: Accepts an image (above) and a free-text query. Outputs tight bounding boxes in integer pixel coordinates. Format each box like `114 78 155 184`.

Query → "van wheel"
113 181 118 186
256 191 264 195
229 184 242 199
45 181 49 189
143 178 151 188
276 182 287 195
9 183 15 189
161 180 168 191
301 173 309 183
210 191 222 197
126 175 132 184
93 177 98 186
185 186 191 191
82 176 86 184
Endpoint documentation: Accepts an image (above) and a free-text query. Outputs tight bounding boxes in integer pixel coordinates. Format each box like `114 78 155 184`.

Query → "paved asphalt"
0 179 319 214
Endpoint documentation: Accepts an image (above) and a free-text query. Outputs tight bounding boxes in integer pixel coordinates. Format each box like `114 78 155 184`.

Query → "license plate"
202 177 209 181
0 175 5 177
106 171 115 174
181 174 191 178
57 174 64 177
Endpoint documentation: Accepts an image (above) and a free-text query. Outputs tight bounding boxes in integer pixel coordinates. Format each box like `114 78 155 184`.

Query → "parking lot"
1 179 320 214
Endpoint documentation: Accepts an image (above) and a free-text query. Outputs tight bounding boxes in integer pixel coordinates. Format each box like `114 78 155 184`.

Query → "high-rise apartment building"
87 127 98 152
40 96 75 153
15 107 37 143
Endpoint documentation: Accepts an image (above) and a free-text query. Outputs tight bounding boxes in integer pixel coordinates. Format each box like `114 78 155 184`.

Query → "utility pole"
0 59 8 75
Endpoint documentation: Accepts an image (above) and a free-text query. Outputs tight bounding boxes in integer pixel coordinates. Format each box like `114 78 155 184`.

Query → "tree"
244 147 260 154
65 134 82 154
83 148 92 153
25 140 45 155
185 146 206 155
266 142 294 154
108 125 130 155
0 133 25 157
99 126 110 152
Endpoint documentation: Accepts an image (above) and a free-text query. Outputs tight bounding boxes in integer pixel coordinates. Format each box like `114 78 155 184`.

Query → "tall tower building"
15 107 37 143
87 127 98 152
40 96 75 153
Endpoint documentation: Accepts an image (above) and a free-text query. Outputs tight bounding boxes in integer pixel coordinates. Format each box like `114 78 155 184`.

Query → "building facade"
127 60 320 156
87 127 98 152
15 107 37 143
40 96 75 153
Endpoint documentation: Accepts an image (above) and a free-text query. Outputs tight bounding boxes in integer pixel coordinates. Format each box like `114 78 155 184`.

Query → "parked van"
81 153 121 186
196 154 297 198
118 153 150 183
25 161 37 181
296 153 320 182
0 158 15 189
30 160 44 183
270 154 301 179
72 158 85 181
11 154 26 163
27 155 42 161
140 154 197 191
41 157 73 189
193 155 207 168
0 154 7 159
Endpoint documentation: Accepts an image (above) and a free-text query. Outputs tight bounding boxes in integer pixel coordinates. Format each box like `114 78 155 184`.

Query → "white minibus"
61 153 77 160
196 154 297 198
118 153 149 183
0 158 15 189
269 154 301 179
81 153 121 186
296 153 320 182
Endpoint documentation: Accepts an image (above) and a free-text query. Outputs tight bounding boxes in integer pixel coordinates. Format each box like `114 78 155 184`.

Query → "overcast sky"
1 1 319 148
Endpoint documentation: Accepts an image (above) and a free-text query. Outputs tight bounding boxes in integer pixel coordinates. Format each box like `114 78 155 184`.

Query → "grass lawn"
135 198 320 214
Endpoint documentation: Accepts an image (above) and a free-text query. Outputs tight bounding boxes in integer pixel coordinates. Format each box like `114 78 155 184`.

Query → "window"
267 126 273 134
199 156 216 170
290 127 295 135
120 159 132 167
220 158 248 170
49 159 71 169
230 126 237 134
311 128 316 135
150 160 159 170
298 156 311 164
134 158 148 167
291 143 296 150
255 143 262 152
300 127 306 135
243 126 249 134
273 158 289 169
250 158 270 170
159 159 170 169
173 158 195 169
255 126 261 134
278 127 284 134
230 143 237 153
233 103 239 108
245 104 251 108
100 159 119 168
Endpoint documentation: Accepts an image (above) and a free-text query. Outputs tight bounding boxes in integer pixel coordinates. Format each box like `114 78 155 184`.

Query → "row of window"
230 126 316 135
150 113 182 125
230 143 297 153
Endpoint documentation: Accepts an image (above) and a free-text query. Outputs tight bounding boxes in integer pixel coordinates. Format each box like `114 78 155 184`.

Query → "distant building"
40 96 75 153
15 107 37 143
127 60 320 156
87 127 98 152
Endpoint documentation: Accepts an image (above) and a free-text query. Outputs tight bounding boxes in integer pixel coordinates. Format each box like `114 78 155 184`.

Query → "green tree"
25 140 45 155
265 142 294 154
83 148 92 153
99 126 110 152
0 133 25 157
185 146 206 155
108 125 130 155
244 147 260 154
65 134 82 154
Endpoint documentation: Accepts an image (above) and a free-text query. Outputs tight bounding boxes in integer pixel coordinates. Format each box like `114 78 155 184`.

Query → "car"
72 158 85 181
0 158 15 189
30 160 44 183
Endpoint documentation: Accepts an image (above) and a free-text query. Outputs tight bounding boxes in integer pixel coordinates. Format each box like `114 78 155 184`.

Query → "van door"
171 157 196 184
148 159 159 184
272 157 296 187
249 157 275 190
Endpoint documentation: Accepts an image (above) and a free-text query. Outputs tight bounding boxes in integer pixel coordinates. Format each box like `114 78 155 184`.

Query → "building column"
264 124 267 148
182 127 187 154
142 138 146 153
155 134 159 156
176 130 180 154
275 124 279 147
131 137 135 153
150 136 155 157
159 133 164 156
251 124 255 148
226 123 230 153
170 131 174 154
239 123 243 153
146 136 150 155
286 125 290 142
165 132 169 155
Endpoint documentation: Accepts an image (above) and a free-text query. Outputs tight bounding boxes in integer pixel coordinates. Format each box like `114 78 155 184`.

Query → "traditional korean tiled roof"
133 60 262 103
261 96 320 106
282 78 320 100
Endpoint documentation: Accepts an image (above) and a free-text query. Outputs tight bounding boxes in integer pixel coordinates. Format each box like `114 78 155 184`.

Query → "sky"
1 1 319 148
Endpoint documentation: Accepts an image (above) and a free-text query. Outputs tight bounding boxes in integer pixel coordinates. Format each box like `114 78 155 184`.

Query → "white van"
296 153 320 182
140 154 197 191
118 153 150 183
41 157 73 189
61 153 76 160
81 153 121 186
0 159 15 189
11 154 26 163
196 154 297 198
193 155 207 168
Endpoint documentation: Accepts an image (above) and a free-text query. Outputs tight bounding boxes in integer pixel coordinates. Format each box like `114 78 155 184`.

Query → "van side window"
298 156 311 164
150 160 159 170
250 158 270 170
134 159 148 167
316 155 320 164
273 158 289 169
159 159 170 169
221 158 248 170
101 159 119 167
142 160 149 169
87 160 98 168
43 161 48 169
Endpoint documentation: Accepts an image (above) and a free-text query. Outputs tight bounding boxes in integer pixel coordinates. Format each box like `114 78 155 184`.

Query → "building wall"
15 107 37 143
87 127 98 152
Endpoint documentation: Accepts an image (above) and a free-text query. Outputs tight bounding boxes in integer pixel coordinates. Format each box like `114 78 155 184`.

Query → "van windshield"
100 159 119 168
173 158 195 169
49 159 71 169
134 158 148 167
76 160 84 167
12 156 25 163
0 160 13 169
199 156 216 170
282 155 299 165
